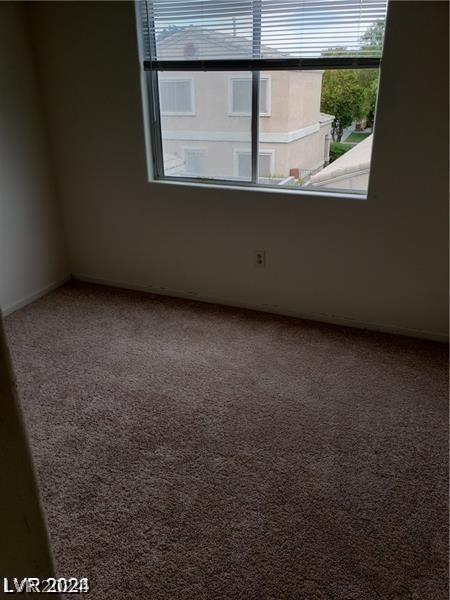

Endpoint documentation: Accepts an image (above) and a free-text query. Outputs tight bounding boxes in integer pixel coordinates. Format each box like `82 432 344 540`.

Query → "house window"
236 151 274 179
184 148 207 176
139 0 388 195
159 78 194 115
229 77 270 116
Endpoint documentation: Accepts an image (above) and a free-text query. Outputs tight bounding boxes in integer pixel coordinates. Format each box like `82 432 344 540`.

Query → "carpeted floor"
4 281 448 600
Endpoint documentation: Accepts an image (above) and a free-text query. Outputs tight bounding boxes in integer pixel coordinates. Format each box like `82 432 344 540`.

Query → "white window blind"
259 153 272 177
237 152 251 178
232 79 251 113
159 78 194 113
237 152 273 178
139 0 388 188
141 0 388 65
260 0 388 58
143 1 254 61
184 148 206 174
231 78 268 114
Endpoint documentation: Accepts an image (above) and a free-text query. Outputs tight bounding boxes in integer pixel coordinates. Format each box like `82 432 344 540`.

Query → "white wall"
0 316 57 586
0 2 69 315
29 1 448 341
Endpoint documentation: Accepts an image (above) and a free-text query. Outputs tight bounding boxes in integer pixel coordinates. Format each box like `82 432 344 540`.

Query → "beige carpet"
5 281 448 599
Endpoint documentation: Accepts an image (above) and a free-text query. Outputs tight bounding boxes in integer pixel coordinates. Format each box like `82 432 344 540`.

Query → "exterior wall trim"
162 122 323 144
320 116 334 127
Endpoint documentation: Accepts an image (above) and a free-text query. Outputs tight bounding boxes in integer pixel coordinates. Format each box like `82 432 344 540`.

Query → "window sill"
149 176 368 201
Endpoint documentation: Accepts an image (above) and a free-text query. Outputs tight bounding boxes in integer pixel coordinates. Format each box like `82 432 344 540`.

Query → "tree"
320 20 385 137
321 70 365 141
367 77 379 125
360 20 385 52
355 69 379 127
358 20 385 126
157 25 182 42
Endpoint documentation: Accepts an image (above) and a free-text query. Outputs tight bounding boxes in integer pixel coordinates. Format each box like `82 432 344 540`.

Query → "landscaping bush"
330 142 351 163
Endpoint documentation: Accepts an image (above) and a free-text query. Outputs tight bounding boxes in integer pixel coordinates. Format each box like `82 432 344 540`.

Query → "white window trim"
233 149 276 179
182 146 207 176
228 75 272 117
137 0 383 199
161 123 321 143
160 77 196 116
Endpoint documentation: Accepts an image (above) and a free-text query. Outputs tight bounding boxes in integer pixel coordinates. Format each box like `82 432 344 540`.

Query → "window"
159 78 194 115
235 151 274 179
230 77 270 116
139 0 388 195
184 148 207 176
158 71 252 182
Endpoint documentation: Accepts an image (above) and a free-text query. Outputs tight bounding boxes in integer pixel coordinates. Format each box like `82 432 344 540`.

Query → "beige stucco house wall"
157 29 333 182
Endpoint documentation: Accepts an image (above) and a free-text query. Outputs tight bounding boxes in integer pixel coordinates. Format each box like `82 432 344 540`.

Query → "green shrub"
330 142 351 163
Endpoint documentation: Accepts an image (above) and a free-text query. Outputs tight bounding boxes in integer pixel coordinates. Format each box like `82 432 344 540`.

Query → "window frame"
159 76 195 116
140 1 385 197
228 75 271 117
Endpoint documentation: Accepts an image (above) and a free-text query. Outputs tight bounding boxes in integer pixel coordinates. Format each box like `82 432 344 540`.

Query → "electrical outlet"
255 250 266 268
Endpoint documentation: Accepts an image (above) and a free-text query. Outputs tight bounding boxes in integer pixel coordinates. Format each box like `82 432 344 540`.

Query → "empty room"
0 1 448 598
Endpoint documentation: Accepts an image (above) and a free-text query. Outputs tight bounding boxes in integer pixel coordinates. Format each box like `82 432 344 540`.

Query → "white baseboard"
73 273 448 343
1 276 71 317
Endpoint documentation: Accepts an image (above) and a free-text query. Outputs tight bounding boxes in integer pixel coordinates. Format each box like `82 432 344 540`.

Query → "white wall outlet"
255 250 266 268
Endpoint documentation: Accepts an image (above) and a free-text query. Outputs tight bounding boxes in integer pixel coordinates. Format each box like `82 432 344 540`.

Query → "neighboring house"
157 27 333 183
308 134 373 192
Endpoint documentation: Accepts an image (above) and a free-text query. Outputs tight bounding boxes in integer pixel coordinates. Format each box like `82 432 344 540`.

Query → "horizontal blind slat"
139 0 388 63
